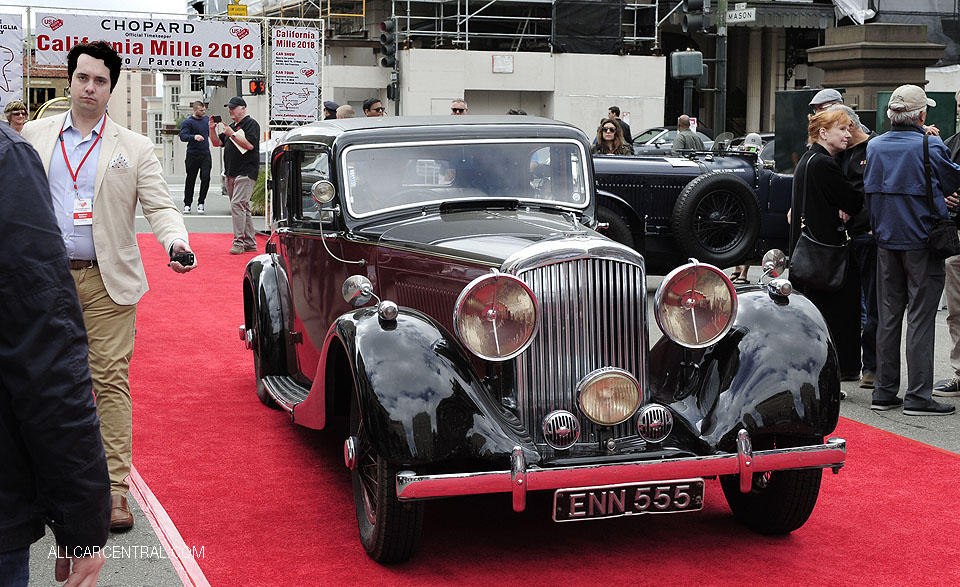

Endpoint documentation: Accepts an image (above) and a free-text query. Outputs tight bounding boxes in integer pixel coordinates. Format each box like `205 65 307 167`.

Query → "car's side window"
272 151 290 224
295 148 332 223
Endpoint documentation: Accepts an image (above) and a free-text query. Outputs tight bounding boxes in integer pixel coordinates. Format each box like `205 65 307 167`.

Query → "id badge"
74 198 93 226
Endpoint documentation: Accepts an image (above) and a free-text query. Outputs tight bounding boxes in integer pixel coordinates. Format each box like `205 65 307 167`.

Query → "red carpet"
131 233 960 586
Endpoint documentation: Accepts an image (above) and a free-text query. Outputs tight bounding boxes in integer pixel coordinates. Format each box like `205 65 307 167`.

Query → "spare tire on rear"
670 172 760 267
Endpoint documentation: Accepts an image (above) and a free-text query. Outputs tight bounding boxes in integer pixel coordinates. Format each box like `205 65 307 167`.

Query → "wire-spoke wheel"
350 392 423 563
672 172 760 267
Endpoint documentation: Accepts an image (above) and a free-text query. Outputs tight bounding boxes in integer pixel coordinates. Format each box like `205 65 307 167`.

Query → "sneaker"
183 205 191 214
903 401 956 416
933 376 960 397
859 372 875 389
839 390 847 400
229 244 244 255
870 397 904 411
197 204 205 215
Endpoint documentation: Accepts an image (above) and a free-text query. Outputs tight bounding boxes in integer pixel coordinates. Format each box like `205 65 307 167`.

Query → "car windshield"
342 139 589 217
633 128 663 144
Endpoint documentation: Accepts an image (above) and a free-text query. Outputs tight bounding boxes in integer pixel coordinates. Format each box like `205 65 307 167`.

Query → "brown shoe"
110 495 134 531
859 372 875 389
244 246 257 253
229 244 244 255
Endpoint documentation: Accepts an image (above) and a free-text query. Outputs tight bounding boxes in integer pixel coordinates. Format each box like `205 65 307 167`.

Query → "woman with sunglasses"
4 100 28 134
592 118 632 156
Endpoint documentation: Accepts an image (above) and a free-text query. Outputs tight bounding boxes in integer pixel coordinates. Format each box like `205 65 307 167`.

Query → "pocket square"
109 154 130 169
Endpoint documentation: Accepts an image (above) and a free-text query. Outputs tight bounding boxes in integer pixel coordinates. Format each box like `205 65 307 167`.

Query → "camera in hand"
211 115 222 123
169 252 195 267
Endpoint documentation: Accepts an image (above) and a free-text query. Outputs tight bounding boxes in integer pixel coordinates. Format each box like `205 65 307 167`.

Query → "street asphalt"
29 174 959 586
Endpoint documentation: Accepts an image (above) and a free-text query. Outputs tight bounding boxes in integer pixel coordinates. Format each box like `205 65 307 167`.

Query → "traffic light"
248 79 265 95
379 19 397 68
681 0 709 33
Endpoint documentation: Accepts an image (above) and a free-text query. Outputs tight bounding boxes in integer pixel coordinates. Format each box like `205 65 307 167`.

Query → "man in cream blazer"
22 41 195 530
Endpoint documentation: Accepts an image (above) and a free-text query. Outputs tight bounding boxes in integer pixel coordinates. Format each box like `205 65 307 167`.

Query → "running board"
262 375 310 414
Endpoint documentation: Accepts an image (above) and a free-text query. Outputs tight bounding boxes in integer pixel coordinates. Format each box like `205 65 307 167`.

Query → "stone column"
746 29 763 132
807 23 944 110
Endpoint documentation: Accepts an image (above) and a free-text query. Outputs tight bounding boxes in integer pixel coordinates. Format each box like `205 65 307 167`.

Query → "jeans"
0 546 30 587
852 232 878 374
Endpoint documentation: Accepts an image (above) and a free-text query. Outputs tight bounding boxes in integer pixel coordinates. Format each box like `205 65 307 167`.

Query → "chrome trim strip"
395 435 847 511
736 429 753 493
511 446 527 512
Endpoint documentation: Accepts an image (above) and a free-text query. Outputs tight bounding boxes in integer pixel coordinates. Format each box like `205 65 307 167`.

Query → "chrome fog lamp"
577 368 642 426
453 272 539 361
654 260 737 348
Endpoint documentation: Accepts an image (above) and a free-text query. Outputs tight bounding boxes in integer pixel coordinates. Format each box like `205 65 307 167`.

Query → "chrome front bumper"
396 430 846 513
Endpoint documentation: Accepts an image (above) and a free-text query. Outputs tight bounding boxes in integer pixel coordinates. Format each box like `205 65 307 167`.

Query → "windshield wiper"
439 199 520 213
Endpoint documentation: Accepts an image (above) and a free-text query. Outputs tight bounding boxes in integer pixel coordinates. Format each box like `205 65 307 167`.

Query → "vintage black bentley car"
594 145 793 274
240 116 846 564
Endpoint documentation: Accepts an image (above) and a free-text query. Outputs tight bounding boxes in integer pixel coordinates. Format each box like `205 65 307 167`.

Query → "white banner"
34 13 262 73
271 27 319 121
0 13 23 108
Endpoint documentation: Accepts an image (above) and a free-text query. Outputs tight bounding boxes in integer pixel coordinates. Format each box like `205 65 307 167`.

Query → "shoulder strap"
923 133 941 216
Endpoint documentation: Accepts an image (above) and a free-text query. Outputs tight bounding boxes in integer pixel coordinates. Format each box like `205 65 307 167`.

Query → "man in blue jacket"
865 84 960 416
0 119 110 586
179 100 211 214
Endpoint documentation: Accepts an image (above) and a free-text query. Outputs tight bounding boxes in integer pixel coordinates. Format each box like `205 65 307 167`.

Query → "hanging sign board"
34 13 262 72
0 13 23 106
271 26 320 121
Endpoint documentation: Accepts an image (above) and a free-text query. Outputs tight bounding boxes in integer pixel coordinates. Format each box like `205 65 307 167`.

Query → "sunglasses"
8 110 26 116
602 126 617 132
372 107 386 112
451 108 465 113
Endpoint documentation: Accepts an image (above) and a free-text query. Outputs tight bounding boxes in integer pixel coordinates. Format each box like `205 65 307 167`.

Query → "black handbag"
923 134 960 259
789 151 850 292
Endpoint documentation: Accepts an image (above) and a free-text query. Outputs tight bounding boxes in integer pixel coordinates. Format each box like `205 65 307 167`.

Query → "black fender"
330 307 538 468
670 171 762 267
648 288 840 454
243 254 288 378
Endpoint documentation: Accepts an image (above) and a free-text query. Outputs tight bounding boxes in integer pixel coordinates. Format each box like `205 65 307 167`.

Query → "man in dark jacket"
179 100 211 214
865 84 960 415
0 121 110 586
934 89 960 398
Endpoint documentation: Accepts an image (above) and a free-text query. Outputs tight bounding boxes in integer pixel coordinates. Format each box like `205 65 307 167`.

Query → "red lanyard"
60 116 107 194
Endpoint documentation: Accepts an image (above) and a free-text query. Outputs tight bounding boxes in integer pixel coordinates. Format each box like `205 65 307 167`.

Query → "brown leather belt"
69 259 97 270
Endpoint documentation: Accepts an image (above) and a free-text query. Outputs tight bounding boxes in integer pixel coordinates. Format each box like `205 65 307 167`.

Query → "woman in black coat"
791 109 865 381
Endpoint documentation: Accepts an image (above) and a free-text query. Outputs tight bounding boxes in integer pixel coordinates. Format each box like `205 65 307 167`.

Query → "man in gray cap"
210 96 260 254
323 101 339 120
864 84 960 416
809 88 843 113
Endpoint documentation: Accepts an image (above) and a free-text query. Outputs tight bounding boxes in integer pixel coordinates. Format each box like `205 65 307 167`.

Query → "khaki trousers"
946 254 960 377
72 266 137 496
227 175 256 249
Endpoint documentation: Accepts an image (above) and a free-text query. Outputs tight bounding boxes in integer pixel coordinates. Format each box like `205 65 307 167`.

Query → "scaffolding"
389 0 658 53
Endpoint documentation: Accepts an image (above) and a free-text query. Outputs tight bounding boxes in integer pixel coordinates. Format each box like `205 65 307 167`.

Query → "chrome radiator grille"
513 256 647 446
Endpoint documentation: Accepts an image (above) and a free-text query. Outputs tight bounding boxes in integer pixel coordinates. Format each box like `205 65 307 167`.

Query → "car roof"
282 115 584 146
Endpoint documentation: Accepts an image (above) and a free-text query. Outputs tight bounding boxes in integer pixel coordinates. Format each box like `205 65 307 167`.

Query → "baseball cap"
323 101 339 112
225 96 246 108
809 89 843 107
887 84 936 112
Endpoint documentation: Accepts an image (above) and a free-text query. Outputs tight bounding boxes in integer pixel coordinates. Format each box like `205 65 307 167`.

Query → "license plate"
553 478 705 522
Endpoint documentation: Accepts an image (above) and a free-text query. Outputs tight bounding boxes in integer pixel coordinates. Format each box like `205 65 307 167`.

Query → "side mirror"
342 275 374 306
761 249 787 278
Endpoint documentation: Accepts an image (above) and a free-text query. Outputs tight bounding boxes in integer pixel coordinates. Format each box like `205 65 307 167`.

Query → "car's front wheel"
350 392 423 563
719 436 823 534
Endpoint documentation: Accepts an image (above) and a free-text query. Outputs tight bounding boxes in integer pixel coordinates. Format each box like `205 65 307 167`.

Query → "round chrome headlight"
577 368 642 426
654 261 737 348
453 272 539 361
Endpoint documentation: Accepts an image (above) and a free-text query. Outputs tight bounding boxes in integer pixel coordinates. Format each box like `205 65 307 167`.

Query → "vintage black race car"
593 146 793 274
240 116 846 564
